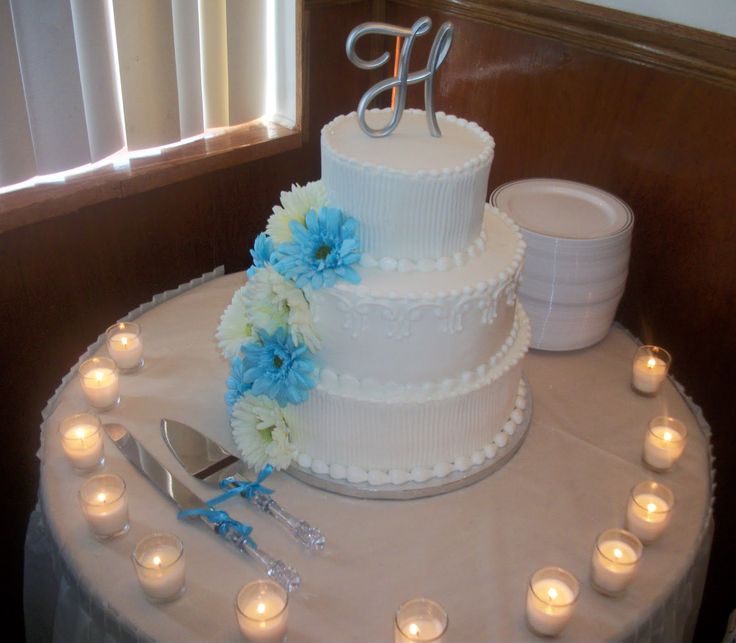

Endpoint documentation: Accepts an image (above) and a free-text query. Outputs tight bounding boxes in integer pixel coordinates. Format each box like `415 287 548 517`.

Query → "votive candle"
106 322 144 372
626 481 674 543
58 413 105 472
235 579 289 642
79 357 120 410
591 528 643 596
526 566 579 637
394 598 448 643
631 346 671 395
132 533 186 603
79 474 129 540
643 416 688 471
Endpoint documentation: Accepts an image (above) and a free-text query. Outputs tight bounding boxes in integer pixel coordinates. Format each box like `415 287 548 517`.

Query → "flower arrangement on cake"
216 180 361 471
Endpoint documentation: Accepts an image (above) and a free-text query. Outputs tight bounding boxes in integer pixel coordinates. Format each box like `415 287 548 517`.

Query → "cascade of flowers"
216 181 361 471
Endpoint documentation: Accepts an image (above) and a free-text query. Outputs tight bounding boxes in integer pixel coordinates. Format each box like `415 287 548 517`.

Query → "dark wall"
387 2 734 639
4 0 734 639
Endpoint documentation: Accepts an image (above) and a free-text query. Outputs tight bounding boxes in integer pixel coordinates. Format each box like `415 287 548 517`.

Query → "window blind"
0 0 296 192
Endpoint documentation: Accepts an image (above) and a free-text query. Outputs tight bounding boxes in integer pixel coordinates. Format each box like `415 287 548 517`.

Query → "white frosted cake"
217 108 530 488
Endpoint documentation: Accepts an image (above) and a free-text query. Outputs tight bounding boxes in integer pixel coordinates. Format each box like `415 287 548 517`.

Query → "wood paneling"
386 2 735 639
398 0 736 89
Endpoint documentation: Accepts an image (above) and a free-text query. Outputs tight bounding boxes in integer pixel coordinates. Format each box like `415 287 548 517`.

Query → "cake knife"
103 422 301 592
161 418 326 552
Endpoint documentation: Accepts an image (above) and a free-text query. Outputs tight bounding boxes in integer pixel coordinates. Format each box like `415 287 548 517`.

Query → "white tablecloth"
25 269 714 642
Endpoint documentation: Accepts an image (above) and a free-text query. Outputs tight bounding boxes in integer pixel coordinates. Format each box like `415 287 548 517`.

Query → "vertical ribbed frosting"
321 109 494 261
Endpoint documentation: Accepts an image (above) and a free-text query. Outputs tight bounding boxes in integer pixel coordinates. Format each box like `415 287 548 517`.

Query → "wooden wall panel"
386 2 735 638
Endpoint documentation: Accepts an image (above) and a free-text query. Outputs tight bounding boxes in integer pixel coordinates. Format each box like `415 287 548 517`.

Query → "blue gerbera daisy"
247 233 274 278
225 355 252 412
242 328 315 406
272 207 361 289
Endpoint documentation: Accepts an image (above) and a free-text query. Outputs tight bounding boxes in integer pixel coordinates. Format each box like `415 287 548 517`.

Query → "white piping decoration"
360 229 487 272
321 109 494 178
314 307 528 403
294 377 529 485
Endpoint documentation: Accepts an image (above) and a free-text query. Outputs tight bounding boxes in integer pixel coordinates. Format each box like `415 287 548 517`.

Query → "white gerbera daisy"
242 266 321 353
216 286 254 359
231 394 297 471
266 180 327 244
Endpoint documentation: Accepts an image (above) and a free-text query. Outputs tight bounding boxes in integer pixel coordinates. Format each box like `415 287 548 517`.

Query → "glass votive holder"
643 416 688 472
235 579 289 642
132 533 186 603
591 528 643 596
58 412 105 473
79 356 120 411
105 322 144 373
394 598 448 643
79 473 129 540
626 481 674 544
631 345 671 395
526 566 579 637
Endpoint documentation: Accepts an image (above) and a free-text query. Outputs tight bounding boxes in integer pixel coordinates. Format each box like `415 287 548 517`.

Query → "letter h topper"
345 17 454 138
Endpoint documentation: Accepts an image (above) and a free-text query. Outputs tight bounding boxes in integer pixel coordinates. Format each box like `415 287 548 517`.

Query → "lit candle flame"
663 431 673 442
647 502 657 512
121 336 128 348
95 369 104 383
74 427 86 439
547 586 558 601
257 602 266 615
647 357 656 369
613 547 623 559
96 492 106 503
408 623 420 637
153 555 162 567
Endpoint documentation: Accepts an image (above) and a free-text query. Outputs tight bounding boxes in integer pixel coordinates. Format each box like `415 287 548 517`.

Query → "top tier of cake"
321 109 494 262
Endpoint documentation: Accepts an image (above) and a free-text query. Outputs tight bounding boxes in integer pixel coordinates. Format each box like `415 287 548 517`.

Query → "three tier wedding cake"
216 106 530 489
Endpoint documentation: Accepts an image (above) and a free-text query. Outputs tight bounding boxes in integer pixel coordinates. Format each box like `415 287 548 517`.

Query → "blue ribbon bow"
204 464 275 507
177 507 255 547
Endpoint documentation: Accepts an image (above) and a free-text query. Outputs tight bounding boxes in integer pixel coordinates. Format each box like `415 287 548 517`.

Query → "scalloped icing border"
315 307 528 403
331 206 526 295
360 228 487 273
294 377 529 486
321 108 495 179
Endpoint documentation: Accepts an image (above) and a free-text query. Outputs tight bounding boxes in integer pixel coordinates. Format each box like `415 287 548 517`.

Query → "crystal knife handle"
198 515 301 592
230 475 326 552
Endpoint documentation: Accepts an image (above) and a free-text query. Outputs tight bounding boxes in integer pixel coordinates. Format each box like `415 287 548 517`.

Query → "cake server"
161 418 326 552
103 422 300 592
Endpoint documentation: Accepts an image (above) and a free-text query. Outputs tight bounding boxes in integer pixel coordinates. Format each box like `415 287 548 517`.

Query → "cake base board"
286 376 533 500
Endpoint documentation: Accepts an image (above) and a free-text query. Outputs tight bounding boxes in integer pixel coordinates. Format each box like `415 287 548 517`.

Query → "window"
0 0 299 209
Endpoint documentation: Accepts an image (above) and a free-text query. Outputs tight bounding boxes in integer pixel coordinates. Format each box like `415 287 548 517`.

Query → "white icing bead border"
315 309 528 403
359 229 487 273
321 108 495 179
293 377 529 486
334 206 526 298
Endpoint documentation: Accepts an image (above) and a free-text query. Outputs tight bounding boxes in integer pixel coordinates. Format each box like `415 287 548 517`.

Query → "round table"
25 269 714 642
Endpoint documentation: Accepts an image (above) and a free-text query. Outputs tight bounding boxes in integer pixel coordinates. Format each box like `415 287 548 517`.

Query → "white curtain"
0 0 297 191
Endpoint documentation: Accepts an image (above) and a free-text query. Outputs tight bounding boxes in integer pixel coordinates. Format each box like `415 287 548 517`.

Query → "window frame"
0 1 305 234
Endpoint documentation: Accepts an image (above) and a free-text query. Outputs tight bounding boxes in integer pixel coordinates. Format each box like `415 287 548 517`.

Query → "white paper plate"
521 294 624 351
523 251 630 286
491 178 633 242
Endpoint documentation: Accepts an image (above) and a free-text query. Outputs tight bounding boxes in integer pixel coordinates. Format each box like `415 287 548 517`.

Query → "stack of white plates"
491 178 634 351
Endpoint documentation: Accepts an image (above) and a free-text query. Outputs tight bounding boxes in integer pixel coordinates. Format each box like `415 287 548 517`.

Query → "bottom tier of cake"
285 307 531 486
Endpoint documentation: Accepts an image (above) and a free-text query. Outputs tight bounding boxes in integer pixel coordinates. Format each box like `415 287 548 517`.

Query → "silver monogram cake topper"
345 17 454 138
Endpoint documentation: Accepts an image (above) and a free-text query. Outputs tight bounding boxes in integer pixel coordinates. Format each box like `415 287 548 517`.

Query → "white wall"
577 0 736 37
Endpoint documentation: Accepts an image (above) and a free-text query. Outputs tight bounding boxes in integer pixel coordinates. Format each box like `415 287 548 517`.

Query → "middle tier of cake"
305 206 525 385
